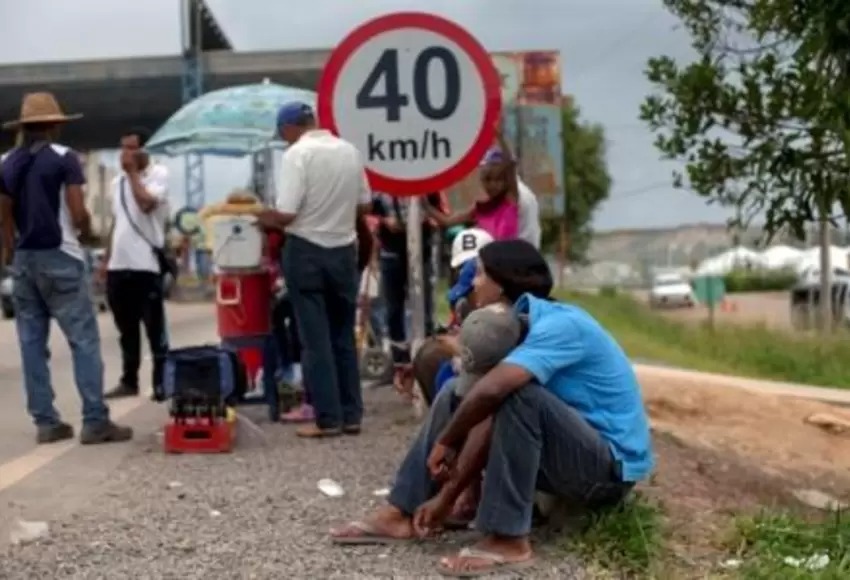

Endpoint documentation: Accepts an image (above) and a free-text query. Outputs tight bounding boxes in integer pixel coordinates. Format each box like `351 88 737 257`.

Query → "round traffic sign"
318 12 502 196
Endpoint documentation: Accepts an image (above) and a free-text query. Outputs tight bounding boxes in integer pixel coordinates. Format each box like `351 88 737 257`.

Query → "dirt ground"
636 291 794 330
639 374 850 569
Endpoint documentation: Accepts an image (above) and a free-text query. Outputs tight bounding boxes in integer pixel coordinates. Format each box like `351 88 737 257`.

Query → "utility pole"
818 206 832 332
180 0 205 210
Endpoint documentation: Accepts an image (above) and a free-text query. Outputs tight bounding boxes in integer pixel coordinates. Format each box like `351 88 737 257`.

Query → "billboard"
449 50 564 215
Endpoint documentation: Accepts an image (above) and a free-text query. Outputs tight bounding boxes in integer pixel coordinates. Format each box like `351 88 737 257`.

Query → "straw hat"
3 92 82 130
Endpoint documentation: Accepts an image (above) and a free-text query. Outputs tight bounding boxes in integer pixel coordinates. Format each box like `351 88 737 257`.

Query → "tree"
640 0 850 241
542 99 611 262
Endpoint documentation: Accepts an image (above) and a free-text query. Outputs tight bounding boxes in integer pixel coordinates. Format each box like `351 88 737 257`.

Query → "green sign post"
692 275 726 328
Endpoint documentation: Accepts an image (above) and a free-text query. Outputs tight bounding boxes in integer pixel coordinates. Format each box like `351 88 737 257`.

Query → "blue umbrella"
146 80 317 157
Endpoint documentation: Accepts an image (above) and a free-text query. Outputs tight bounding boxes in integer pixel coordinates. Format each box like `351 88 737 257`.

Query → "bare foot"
330 505 416 544
438 535 534 576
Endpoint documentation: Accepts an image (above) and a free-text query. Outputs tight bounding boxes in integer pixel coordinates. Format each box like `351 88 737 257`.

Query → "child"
425 127 520 241
446 227 493 328
396 227 493 405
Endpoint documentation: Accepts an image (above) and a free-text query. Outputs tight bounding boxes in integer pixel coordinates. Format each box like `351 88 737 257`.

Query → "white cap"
450 228 494 268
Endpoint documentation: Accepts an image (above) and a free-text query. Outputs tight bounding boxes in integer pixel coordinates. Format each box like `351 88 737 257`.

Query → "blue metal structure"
180 0 231 209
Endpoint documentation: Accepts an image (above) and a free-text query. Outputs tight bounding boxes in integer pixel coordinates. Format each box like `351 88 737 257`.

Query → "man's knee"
492 383 547 435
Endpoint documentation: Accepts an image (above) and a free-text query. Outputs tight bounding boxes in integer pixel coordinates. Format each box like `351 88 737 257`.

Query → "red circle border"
317 12 502 197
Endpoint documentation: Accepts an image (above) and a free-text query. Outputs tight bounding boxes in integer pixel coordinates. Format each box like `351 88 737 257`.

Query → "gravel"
0 387 585 579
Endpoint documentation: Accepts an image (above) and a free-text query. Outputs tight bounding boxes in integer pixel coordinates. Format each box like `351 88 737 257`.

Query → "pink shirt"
473 198 519 240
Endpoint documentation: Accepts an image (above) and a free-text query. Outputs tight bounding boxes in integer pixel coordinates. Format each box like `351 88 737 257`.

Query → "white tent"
760 245 804 270
695 246 766 275
796 246 850 273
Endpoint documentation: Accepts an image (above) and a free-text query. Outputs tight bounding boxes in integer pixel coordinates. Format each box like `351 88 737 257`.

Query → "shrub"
560 290 850 387
722 268 797 293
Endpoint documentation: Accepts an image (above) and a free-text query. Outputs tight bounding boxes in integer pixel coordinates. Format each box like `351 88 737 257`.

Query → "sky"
0 0 733 230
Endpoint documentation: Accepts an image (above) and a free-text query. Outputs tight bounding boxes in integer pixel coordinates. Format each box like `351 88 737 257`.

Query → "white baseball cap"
450 228 494 268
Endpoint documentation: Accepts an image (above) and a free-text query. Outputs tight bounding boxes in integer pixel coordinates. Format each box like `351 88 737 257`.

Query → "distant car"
649 273 694 308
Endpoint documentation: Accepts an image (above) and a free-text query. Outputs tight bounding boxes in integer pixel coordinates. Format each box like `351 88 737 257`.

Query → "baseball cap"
276 101 314 127
480 147 506 166
450 227 493 268
454 303 522 396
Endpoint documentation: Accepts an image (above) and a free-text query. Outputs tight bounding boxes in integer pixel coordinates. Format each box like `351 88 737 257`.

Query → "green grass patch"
723 511 850 578
557 290 850 388
562 492 667 577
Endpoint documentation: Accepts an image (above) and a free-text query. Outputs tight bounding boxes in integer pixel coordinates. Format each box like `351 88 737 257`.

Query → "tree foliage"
542 99 611 261
641 0 850 239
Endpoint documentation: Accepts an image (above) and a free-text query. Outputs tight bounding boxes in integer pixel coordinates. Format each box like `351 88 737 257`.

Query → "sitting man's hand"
427 442 457 483
412 492 454 538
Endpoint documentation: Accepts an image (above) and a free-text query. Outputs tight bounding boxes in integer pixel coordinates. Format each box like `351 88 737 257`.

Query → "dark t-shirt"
0 142 85 251
371 193 441 257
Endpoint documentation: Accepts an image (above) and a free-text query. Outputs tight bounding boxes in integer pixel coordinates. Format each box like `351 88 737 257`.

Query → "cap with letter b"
450 227 494 268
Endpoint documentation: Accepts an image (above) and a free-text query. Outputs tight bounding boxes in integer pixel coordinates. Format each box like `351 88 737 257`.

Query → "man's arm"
438 364 532 449
438 418 493 505
63 152 91 236
0 194 14 268
437 313 583 449
357 167 372 217
126 169 162 214
257 150 305 230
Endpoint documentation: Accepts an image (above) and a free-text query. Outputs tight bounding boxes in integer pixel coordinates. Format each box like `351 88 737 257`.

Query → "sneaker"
36 422 74 444
80 421 134 445
104 383 139 400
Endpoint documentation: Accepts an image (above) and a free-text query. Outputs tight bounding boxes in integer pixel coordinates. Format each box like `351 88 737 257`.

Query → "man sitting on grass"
330 239 654 577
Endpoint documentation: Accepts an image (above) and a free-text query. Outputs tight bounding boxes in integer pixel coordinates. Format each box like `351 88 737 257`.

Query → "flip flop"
330 520 414 545
438 547 535 577
296 425 342 438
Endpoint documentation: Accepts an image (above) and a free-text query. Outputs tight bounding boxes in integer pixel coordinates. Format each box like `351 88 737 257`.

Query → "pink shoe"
281 404 315 424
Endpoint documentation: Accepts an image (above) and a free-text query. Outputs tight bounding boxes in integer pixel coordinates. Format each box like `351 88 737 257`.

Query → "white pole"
406 199 426 353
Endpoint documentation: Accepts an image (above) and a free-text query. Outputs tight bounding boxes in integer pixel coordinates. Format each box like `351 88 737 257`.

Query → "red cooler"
209 214 270 386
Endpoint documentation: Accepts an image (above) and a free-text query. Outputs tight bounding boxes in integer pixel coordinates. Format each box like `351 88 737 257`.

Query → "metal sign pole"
406 199 426 355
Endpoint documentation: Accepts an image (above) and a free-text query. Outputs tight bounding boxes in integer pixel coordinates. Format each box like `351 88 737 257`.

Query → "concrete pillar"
81 151 117 241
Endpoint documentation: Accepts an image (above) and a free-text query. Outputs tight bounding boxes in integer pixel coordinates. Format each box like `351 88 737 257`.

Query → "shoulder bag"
119 177 178 278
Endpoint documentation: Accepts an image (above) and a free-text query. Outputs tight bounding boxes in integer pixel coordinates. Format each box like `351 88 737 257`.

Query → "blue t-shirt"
0 142 85 259
447 258 476 307
503 294 654 482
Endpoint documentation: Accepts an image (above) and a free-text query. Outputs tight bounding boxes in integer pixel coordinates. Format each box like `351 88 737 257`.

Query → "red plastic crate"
163 416 234 454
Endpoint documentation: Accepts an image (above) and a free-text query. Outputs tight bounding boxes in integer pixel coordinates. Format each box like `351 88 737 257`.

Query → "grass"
560 492 667 577
723 510 850 578
556 289 850 388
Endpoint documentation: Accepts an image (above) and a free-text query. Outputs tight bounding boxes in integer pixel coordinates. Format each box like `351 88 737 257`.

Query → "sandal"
281 404 315 424
330 520 414 545
295 424 342 438
438 547 535 577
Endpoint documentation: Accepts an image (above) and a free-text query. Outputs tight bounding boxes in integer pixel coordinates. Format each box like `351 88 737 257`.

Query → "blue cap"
480 147 505 166
276 101 314 127
447 258 478 307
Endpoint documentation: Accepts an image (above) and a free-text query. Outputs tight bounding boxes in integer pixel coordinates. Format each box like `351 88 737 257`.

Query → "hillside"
585 223 841 267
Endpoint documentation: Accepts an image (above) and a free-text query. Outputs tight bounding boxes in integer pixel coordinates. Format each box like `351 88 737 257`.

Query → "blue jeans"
11 249 109 427
282 235 362 429
379 252 434 364
388 381 633 536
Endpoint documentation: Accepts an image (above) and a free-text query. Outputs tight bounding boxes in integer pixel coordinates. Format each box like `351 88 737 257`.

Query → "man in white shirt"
517 178 542 249
257 102 371 439
100 127 171 400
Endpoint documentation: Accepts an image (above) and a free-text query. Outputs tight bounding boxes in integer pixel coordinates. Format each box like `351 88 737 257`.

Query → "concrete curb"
634 363 850 406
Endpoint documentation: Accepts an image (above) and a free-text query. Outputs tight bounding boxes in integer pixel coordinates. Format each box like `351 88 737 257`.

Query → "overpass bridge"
0 48 329 151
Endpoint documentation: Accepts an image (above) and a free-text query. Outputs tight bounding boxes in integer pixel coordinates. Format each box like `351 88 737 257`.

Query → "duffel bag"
162 345 247 404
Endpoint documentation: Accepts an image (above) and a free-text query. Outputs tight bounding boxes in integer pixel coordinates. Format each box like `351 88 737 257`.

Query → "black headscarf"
478 239 553 303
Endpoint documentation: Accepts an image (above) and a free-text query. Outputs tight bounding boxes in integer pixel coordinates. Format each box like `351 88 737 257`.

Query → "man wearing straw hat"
0 92 133 445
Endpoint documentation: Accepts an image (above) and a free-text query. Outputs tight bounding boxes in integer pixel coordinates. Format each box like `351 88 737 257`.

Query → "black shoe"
36 422 74 444
80 421 134 445
104 383 139 399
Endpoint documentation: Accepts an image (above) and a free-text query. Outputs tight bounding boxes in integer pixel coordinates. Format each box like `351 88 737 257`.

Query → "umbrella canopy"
146 80 317 157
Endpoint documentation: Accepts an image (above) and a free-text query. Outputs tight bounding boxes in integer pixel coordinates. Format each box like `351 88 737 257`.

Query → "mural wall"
449 50 564 215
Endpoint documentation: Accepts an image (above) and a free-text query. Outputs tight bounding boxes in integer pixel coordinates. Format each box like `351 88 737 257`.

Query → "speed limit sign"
318 12 502 196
